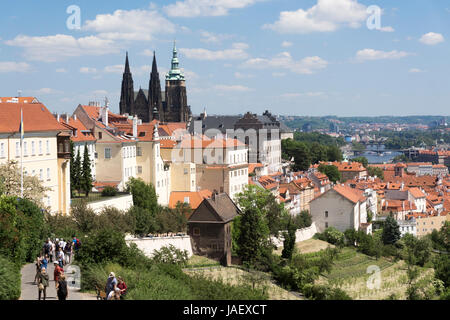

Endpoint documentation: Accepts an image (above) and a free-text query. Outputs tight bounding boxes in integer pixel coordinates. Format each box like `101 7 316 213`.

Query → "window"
47 168 50 180
0 143 4 158
16 142 20 157
39 141 42 154
137 166 142 174
39 169 43 180
47 196 51 207
325 211 328 218
325 222 329 228
193 227 200 236
184 168 188 175
31 141 35 155
46 140 50 154
137 147 142 156
105 148 111 159
98 132 102 139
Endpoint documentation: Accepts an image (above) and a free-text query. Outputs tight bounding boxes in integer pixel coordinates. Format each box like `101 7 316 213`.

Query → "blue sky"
0 0 449 117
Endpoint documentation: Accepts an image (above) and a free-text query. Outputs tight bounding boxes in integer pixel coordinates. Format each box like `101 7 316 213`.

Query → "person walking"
34 255 41 284
53 261 64 288
64 240 72 265
51 240 56 263
40 254 48 271
107 287 121 300
58 247 65 267
117 277 127 299
38 267 49 300
56 274 68 301
105 272 117 298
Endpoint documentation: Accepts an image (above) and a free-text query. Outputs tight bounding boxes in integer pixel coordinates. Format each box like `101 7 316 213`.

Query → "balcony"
57 134 71 159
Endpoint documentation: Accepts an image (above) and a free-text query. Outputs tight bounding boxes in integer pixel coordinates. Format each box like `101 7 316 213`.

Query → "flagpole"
20 108 23 198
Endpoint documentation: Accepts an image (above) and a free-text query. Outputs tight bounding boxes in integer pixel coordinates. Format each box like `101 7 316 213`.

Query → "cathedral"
119 42 192 123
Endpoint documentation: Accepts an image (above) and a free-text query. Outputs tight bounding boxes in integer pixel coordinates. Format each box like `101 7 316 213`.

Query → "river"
348 144 402 164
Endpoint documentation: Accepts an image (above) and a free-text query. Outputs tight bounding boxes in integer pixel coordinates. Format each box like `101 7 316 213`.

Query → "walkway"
20 261 96 300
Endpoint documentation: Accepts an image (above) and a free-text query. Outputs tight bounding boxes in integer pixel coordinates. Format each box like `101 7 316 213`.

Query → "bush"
101 186 117 197
303 284 352 300
321 227 345 246
0 255 21 300
151 245 189 266
70 201 97 234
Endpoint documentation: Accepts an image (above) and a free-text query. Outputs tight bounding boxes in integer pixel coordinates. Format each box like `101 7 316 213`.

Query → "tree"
0 161 50 208
326 145 343 162
126 178 158 213
367 166 384 179
72 148 82 195
318 164 341 183
352 156 368 168
292 142 311 171
382 216 401 245
235 186 271 266
282 219 296 261
80 143 93 196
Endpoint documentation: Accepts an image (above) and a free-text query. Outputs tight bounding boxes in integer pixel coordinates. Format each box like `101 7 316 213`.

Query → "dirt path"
20 262 96 300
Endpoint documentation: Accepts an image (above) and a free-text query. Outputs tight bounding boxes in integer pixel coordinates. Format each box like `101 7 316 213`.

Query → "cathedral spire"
166 41 185 81
125 51 131 74
152 51 158 73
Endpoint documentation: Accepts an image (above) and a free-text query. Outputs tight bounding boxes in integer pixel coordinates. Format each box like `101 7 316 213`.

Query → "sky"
0 0 449 117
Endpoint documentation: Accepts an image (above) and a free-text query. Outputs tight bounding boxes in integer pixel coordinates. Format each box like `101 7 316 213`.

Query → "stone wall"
125 235 193 258
271 222 318 248
86 194 133 214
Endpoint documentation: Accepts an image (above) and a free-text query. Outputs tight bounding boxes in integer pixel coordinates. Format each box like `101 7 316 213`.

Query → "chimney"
132 115 138 138
73 114 77 121
56 113 60 122
101 99 109 127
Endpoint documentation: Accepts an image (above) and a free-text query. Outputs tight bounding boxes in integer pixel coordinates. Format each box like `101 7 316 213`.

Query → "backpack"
76 238 81 249
64 242 71 252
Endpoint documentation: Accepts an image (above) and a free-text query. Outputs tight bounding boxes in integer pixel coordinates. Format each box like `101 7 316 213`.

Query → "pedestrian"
38 267 49 300
51 240 56 263
117 277 127 298
64 240 72 265
105 272 117 298
34 255 41 284
107 287 121 300
58 248 65 268
53 261 64 287
56 274 68 301
40 254 48 271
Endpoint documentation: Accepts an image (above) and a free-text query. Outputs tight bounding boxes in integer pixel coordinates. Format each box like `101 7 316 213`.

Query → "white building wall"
125 235 193 258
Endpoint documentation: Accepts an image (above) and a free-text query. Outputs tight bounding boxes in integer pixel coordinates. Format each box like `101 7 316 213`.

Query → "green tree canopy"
382 216 401 245
318 164 341 183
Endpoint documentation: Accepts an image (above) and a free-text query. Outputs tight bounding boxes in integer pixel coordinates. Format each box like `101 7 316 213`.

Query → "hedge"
0 255 21 300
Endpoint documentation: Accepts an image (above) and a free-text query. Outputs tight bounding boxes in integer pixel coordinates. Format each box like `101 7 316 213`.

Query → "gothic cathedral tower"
119 52 134 116
165 41 191 122
148 52 163 121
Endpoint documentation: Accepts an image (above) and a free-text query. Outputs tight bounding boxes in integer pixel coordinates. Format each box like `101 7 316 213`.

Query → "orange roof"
248 163 264 174
0 97 39 104
160 139 178 149
0 102 68 133
408 187 426 199
169 190 212 210
333 184 366 204
59 117 96 142
258 175 278 190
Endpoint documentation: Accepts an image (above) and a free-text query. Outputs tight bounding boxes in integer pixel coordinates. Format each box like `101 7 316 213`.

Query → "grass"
186 255 220 268
184 266 303 300
315 247 436 300
274 239 335 256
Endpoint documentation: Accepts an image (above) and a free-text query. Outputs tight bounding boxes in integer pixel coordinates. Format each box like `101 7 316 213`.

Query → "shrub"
70 201 96 234
303 284 352 300
0 255 21 300
151 245 189 266
101 186 117 197
322 227 345 246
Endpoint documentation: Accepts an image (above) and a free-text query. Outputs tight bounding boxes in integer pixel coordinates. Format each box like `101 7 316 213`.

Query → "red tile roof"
0 102 68 134
169 190 212 210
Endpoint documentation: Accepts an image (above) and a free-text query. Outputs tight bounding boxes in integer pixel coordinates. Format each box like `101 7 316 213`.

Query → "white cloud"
80 67 98 74
83 9 176 41
242 52 328 74
200 31 233 44
0 61 31 73
33 88 62 95
55 68 67 73
419 32 445 45
264 0 369 34
180 42 249 60
379 26 395 32
164 0 259 17
409 68 424 73
234 72 254 79
281 41 293 48
356 49 412 61
214 84 252 92
6 34 119 62
103 65 124 74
